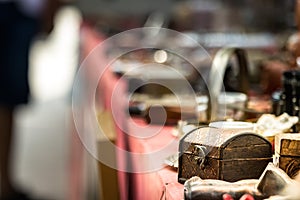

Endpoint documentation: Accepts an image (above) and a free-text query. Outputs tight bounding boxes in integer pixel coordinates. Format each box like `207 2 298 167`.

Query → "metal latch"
194 145 207 170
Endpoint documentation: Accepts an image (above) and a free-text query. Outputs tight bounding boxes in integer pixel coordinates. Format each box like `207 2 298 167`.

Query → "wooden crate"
275 133 300 178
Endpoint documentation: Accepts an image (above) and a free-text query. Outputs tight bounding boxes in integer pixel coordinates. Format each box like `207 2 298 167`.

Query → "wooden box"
178 127 272 183
275 133 300 178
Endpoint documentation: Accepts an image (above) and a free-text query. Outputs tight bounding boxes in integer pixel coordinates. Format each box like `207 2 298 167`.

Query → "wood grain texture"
178 127 272 183
275 154 300 178
275 133 300 157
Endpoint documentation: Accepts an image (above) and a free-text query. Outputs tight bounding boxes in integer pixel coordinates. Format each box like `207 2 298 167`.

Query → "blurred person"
0 0 60 199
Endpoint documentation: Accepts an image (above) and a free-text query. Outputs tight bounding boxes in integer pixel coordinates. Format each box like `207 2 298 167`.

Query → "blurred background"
8 0 300 200
12 5 80 200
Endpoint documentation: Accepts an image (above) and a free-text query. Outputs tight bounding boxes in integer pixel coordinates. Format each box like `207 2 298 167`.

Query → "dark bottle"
282 71 293 115
279 70 300 132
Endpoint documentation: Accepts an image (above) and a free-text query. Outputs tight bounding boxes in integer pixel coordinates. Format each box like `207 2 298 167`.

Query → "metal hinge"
193 145 207 169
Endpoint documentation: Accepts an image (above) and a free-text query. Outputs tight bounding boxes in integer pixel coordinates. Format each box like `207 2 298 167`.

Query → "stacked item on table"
175 119 300 200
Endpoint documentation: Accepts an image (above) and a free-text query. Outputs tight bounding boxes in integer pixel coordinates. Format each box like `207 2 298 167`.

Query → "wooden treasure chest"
275 133 300 178
178 126 273 184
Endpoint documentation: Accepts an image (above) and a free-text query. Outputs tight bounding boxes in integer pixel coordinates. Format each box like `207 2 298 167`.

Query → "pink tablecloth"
79 23 184 200
126 118 184 200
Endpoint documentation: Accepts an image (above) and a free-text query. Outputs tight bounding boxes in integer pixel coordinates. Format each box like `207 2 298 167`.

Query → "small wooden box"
275 133 300 178
178 127 272 183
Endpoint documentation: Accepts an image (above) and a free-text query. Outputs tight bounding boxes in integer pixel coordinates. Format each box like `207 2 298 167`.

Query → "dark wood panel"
222 145 272 159
221 158 271 182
